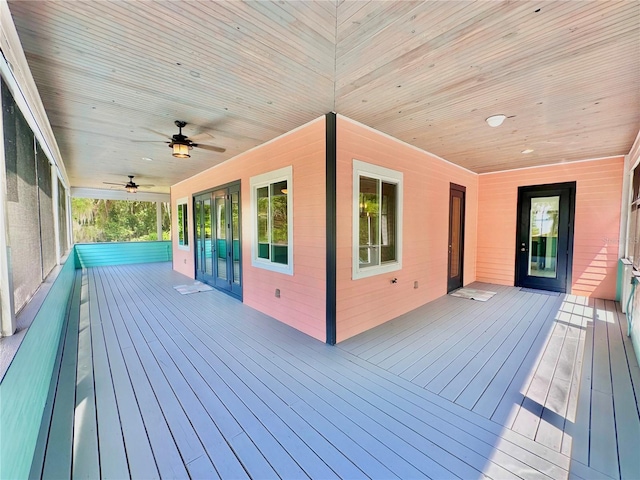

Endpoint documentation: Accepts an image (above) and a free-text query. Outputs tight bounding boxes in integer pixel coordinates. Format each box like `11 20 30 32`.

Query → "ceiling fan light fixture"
171 142 191 158
126 185 137 193
485 114 507 127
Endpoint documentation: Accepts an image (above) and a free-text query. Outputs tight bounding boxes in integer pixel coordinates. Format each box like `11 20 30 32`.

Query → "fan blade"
131 140 170 143
188 132 215 142
189 119 225 138
193 143 226 153
137 184 155 188
103 182 125 186
141 127 171 138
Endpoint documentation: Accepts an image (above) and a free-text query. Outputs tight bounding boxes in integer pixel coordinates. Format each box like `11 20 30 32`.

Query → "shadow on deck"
36 264 640 479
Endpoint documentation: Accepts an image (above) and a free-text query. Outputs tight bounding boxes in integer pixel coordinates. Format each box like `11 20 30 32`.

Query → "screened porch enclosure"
36 262 640 479
2 78 70 317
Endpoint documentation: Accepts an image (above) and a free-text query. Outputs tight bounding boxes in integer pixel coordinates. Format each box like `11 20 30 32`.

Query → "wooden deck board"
120 266 434 479
588 300 619 479
458 295 560 413
95 268 191 479
415 290 540 390
386 288 521 377
608 300 640 480
87 268 130 479
90 268 160 479
565 298 594 469
136 264 569 474
130 264 516 475
109 266 338 480
72 272 100 479
135 276 563 479
434 294 547 400
470 295 566 419
107 280 219 479
41 270 81 479
41 263 640 479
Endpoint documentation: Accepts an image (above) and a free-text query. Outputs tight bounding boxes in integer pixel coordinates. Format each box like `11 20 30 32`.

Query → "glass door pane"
203 199 213 276
450 196 461 278
528 196 559 278
214 191 227 281
231 191 241 286
195 200 203 273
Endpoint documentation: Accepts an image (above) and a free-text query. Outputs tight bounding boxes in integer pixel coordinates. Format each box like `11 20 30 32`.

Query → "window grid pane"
381 181 397 263
178 204 185 245
359 176 381 268
182 204 188 246
257 186 269 259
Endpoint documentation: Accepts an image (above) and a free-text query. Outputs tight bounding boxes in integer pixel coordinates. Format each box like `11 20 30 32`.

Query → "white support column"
52 168 61 264
156 201 163 241
0 94 16 336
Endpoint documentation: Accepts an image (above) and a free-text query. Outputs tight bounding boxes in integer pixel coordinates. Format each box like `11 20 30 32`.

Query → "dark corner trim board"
325 112 337 345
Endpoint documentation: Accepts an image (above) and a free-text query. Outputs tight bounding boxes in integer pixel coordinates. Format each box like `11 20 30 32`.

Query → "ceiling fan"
103 175 154 194
151 120 226 158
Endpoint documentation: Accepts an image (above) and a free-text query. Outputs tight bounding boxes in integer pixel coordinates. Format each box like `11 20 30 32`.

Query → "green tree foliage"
72 198 171 243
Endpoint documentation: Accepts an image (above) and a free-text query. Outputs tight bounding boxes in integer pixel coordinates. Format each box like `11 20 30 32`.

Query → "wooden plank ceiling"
7 0 640 192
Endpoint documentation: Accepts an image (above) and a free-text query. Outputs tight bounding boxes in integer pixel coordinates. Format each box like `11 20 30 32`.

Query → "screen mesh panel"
3 80 43 312
37 141 55 278
58 179 67 254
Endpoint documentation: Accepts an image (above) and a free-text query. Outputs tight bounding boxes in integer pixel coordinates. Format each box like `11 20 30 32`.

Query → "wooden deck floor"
36 264 640 479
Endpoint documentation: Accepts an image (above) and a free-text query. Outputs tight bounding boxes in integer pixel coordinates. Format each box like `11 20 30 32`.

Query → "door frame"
193 180 242 300
514 181 576 293
447 183 466 293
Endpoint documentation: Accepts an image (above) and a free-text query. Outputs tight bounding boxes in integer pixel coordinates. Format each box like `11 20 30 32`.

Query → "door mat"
520 288 560 296
173 281 214 295
449 288 497 302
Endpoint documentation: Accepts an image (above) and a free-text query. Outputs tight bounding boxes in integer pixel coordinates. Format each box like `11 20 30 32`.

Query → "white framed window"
353 160 403 279
176 197 189 250
250 166 293 275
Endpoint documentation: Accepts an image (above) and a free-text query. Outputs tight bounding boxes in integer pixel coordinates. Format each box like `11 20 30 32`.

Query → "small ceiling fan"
103 175 154 194
144 120 226 158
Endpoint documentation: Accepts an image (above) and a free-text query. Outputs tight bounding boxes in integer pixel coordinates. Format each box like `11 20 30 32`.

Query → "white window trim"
176 197 189 251
352 160 403 280
250 166 293 275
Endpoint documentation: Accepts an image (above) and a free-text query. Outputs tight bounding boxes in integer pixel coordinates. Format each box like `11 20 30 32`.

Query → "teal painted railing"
74 240 172 268
0 256 76 479
0 241 173 479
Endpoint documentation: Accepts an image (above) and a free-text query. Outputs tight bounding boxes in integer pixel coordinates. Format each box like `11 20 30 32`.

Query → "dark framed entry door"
516 182 575 293
194 182 242 299
447 183 466 292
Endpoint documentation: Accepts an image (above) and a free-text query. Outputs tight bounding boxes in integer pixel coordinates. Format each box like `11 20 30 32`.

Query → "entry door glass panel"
195 200 203 272
450 196 461 278
214 191 227 281
528 196 559 278
203 199 213 277
232 191 241 286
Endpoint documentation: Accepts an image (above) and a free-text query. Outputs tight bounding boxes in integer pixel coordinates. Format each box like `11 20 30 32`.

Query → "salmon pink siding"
171 117 327 341
477 157 624 300
335 116 479 342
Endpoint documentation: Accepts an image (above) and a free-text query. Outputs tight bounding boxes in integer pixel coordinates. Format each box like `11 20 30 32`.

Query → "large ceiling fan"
160 120 226 158
103 175 154 194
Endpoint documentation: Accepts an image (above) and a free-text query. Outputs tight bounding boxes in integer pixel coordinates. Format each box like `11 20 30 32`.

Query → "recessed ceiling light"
485 114 507 127
521 149 534 154
142 157 153 161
